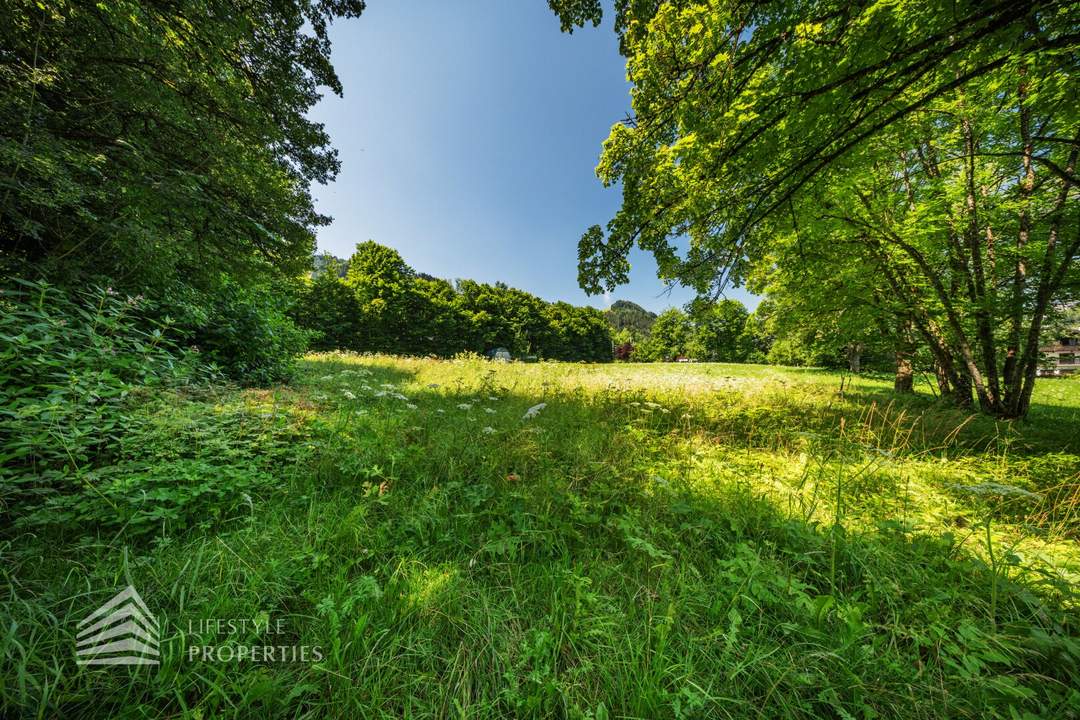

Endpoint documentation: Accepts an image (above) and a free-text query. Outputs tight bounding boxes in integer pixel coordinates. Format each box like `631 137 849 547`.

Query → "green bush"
0 279 205 517
160 280 311 386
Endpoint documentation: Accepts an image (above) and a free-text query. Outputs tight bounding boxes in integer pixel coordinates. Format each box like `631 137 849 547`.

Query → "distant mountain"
605 300 657 336
312 252 348 279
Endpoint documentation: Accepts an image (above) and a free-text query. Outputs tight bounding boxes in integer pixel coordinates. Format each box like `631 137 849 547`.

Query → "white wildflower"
341 390 356 400
457 403 473 410
436 409 446 414
484 407 496 414
522 403 546 420
482 426 496 434
406 403 418 410
487 396 498 401
374 390 387 398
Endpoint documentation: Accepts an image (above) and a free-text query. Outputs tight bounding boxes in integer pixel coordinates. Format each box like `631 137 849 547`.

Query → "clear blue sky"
309 0 758 314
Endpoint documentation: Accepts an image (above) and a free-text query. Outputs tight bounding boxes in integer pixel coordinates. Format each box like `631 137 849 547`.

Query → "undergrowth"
2 353 1078 718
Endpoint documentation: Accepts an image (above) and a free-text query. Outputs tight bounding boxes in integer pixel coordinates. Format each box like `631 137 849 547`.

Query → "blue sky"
309 0 758 314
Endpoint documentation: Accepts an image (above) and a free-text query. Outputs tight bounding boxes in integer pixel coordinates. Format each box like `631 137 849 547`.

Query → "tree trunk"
894 353 914 393
847 343 861 373
952 372 974 410
892 319 915 393
934 360 951 396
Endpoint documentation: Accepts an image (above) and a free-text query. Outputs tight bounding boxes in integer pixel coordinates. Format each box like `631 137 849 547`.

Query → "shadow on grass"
3 355 1079 719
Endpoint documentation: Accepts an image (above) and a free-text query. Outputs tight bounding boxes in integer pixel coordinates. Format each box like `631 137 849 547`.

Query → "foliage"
165 280 310 386
686 297 749 362
637 307 693 361
294 243 613 361
4 356 1079 717
631 299 755 362
1 0 364 294
572 0 1079 418
0 278 206 523
604 299 657 340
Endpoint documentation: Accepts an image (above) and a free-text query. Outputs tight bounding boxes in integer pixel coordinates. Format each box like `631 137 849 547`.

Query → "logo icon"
76 585 160 666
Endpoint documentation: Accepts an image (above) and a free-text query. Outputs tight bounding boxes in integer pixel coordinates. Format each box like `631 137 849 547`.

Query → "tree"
293 256 363 351
301 242 613 360
2 0 365 294
687 298 749 362
746 229 916 382
344 241 414 351
569 0 1078 417
639 308 692 361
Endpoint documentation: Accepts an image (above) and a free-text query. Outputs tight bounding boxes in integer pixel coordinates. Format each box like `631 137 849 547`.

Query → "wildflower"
392 392 408 401
436 409 446 414
482 426 496 434
341 390 356 400
406 403 418 410
484 407 496 414
457 403 473 410
522 403 546 420
374 390 387 397
644 402 661 409
320 375 334 381
487 396 498 401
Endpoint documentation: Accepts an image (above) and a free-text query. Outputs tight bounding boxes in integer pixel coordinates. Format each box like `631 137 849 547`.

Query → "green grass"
3 355 1080 718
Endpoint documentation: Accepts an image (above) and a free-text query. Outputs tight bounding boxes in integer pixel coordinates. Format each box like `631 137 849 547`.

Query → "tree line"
293 242 613 361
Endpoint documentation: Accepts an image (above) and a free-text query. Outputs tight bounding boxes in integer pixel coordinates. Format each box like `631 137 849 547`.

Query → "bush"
0 279 205 517
160 280 311 386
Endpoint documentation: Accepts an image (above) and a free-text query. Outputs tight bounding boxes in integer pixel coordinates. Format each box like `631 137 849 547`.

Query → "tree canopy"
2 0 364 291
570 0 1079 416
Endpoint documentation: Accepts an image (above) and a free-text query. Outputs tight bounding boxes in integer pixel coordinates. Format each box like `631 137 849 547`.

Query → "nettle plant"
0 279 205 524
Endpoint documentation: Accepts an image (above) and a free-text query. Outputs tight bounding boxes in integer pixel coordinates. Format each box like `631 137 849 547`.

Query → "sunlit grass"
3 354 1079 718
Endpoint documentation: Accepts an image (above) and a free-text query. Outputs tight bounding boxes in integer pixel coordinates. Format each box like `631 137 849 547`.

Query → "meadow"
3 354 1079 719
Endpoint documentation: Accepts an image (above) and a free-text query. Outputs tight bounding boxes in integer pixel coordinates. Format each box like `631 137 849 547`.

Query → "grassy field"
3 355 1080 719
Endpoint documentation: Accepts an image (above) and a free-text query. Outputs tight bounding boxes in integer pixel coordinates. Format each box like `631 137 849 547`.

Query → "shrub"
160 280 311 386
0 279 204 518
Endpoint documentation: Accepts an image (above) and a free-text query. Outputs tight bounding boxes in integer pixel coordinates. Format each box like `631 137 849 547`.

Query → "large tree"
566 0 1079 417
2 0 364 290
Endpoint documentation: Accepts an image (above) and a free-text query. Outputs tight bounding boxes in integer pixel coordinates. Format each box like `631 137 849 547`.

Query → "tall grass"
2 353 1078 718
